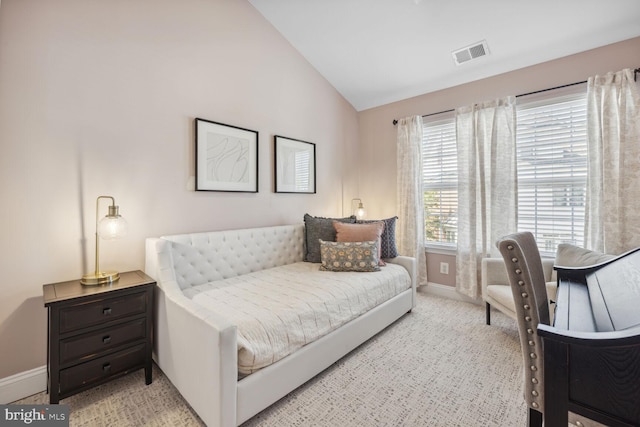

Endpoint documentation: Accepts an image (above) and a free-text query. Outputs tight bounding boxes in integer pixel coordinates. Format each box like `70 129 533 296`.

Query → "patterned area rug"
16 290 527 426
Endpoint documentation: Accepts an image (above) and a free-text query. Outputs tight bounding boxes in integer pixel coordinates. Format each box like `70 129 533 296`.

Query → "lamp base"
80 271 120 286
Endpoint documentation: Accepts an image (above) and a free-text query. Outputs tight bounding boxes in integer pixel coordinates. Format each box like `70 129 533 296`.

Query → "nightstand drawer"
59 291 147 334
59 343 146 395
59 318 147 365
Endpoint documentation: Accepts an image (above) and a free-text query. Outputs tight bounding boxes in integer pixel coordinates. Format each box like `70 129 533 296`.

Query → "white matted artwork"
274 135 316 193
195 118 258 192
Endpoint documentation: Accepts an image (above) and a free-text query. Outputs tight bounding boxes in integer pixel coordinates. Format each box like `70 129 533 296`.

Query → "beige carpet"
16 290 527 426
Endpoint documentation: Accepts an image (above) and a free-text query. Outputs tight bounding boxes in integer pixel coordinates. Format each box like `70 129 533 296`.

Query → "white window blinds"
516 89 588 255
421 86 588 252
422 113 457 245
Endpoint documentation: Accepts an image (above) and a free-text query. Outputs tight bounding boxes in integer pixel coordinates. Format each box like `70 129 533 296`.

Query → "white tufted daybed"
144 223 416 427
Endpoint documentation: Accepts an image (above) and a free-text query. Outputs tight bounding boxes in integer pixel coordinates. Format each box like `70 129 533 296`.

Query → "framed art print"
274 135 316 193
195 118 258 192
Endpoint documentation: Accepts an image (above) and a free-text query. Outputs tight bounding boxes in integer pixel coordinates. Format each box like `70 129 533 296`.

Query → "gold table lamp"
81 196 128 285
352 198 366 220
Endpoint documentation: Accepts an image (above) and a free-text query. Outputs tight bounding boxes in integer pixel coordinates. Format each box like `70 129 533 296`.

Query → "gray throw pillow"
304 214 356 263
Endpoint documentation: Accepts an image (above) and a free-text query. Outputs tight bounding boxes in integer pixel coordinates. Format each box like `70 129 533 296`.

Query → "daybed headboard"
145 224 305 290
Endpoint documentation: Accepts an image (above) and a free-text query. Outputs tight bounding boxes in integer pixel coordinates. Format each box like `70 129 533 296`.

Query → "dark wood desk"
538 248 640 427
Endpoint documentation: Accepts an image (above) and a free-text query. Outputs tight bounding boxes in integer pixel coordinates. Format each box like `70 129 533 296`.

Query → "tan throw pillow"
334 221 385 265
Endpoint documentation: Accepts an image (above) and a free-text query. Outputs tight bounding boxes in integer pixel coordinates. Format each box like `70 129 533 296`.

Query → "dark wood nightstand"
43 270 155 404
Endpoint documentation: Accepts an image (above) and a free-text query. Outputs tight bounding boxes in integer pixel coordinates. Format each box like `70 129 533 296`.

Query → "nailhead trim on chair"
499 233 562 427
506 242 543 413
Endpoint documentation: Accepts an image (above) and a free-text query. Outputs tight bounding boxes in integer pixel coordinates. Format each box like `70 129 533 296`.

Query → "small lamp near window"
81 196 128 286
352 198 366 220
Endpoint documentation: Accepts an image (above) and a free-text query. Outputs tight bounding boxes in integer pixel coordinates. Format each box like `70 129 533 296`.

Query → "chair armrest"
481 257 555 299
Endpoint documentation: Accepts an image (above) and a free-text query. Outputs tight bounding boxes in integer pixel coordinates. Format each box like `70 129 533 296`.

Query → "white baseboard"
421 282 481 305
0 365 47 404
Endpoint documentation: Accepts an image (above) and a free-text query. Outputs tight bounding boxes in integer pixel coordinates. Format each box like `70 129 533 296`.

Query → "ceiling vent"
452 40 489 66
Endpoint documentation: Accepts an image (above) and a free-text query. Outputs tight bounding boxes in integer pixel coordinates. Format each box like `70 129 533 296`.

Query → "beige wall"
1 0 639 382
0 0 359 379
358 36 640 287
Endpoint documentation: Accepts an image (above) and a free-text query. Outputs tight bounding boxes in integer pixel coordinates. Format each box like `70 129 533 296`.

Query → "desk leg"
543 339 568 427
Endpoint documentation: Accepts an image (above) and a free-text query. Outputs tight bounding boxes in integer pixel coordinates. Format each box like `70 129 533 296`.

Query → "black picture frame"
195 118 258 192
274 135 316 194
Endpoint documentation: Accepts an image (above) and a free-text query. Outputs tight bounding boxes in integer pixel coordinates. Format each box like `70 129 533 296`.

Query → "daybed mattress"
187 261 411 375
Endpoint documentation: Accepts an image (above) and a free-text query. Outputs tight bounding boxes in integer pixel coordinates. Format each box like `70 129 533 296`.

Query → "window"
516 89 587 255
422 113 457 245
421 87 588 254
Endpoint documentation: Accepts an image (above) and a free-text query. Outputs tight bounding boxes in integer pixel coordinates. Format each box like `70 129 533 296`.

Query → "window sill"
424 244 456 256
424 244 556 260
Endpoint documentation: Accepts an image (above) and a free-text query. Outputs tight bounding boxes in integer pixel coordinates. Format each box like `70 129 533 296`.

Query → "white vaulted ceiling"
249 0 640 111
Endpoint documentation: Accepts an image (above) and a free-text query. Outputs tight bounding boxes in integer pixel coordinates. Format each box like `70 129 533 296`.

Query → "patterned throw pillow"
357 216 399 258
303 214 356 263
319 240 380 272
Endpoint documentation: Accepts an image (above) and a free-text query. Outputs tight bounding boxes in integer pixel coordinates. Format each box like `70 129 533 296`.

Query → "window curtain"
396 116 427 286
455 97 517 299
585 68 640 254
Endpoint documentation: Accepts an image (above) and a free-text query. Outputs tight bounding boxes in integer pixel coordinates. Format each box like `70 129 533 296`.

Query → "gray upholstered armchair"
496 232 610 427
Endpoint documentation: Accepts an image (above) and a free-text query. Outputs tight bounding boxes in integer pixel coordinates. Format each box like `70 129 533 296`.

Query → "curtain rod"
392 67 640 126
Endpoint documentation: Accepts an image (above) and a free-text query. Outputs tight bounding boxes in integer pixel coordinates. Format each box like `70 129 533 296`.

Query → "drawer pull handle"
102 335 112 344
103 308 112 316
102 363 111 373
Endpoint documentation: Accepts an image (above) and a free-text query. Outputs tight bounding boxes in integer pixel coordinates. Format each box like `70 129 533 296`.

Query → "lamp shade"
97 205 128 240
351 198 366 220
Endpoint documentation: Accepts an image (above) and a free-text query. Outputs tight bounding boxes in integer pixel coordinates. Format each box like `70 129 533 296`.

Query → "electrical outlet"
440 262 449 275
